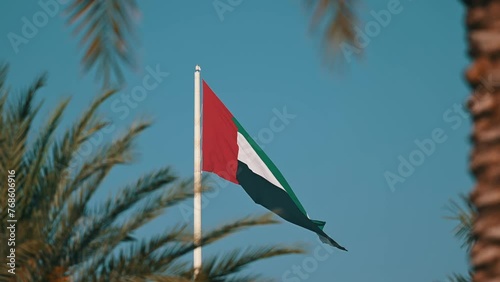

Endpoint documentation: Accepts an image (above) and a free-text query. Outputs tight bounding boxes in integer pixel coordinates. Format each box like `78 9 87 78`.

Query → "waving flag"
201 80 346 251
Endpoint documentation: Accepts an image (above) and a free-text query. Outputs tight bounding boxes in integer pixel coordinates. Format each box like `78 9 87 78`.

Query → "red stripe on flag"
202 80 239 184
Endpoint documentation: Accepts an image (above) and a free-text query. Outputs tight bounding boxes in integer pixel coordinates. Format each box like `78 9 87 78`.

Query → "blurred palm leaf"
445 194 476 251
306 0 359 61
66 0 358 85
192 245 305 281
0 64 303 281
444 273 471 282
440 194 476 282
67 0 139 88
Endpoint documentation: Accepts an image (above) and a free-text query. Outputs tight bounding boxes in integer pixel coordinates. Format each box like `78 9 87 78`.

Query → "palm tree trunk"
464 0 500 281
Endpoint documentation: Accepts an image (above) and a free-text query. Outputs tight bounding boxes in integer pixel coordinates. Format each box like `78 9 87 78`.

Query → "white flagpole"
193 65 202 279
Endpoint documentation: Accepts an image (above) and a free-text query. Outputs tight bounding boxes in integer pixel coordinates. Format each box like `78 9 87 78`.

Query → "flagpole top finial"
195 65 201 72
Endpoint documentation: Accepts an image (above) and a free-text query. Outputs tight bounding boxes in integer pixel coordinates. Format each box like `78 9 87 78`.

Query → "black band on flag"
236 161 347 251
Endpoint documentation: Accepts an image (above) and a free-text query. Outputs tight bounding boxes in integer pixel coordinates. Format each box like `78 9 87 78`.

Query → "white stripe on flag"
236 132 285 191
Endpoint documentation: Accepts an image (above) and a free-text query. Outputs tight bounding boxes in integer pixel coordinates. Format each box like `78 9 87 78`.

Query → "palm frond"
441 195 475 282
445 194 476 251
49 120 151 228
306 0 359 62
120 275 191 282
72 176 200 277
444 273 471 282
0 63 8 88
196 245 305 281
89 224 188 280
0 74 45 224
67 0 139 88
30 90 117 217
17 98 70 221
146 213 281 273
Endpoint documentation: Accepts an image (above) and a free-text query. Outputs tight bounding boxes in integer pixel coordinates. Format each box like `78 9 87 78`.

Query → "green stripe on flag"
233 117 309 216
311 220 326 230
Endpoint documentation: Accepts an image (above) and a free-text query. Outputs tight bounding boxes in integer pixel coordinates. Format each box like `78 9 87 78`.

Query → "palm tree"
444 195 476 282
0 64 303 282
461 1 500 281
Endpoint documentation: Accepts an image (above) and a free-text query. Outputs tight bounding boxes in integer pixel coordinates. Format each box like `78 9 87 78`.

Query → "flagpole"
193 65 202 279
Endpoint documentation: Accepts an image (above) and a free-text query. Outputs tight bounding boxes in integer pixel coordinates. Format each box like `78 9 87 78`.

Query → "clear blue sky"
1 1 471 281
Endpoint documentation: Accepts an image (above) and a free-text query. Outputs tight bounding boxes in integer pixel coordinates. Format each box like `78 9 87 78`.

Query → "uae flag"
202 81 346 251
